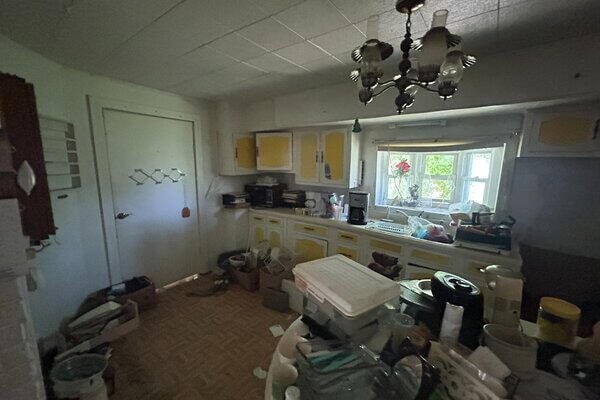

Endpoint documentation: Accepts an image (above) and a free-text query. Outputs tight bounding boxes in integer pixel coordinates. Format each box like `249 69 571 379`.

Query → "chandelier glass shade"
350 0 477 113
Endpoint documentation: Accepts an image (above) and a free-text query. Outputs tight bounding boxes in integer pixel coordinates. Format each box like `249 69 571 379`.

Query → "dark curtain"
0 72 55 241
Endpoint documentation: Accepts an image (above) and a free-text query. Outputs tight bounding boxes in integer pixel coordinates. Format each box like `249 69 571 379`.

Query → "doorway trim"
88 95 205 285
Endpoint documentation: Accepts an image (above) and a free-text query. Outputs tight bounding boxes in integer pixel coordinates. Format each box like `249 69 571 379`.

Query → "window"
375 146 505 211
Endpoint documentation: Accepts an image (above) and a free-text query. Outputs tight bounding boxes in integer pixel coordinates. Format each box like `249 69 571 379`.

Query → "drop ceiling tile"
210 32 268 61
498 0 600 51
310 25 365 54
169 75 230 97
202 0 269 30
330 0 396 23
251 0 304 15
206 61 268 84
49 0 185 68
376 10 428 42
104 1 233 65
275 41 329 65
447 10 497 54
238 18 304 51
301 54 344 72
419 0 498 25
274 0 349 39
183 45 240 73
246 53 308 75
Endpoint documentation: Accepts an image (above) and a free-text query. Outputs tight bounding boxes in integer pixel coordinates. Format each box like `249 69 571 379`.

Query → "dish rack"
428 341 506 400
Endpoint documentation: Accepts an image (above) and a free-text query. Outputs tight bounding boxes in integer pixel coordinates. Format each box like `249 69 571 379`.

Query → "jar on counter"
536 297 581 345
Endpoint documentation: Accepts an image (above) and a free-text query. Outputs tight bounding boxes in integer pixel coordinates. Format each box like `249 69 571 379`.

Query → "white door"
104 109 200 287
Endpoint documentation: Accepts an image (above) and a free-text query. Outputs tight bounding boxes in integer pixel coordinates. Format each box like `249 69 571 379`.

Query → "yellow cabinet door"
336 245 358 262
296 131 320 184
234 134 257 171
251 224 266 247
321 129 346 184
524 103 600 156
268 227 283 248
256 132 292 171
294 235 328 262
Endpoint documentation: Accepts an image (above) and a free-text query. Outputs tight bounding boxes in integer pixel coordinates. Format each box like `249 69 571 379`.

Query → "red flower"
395 160 411 174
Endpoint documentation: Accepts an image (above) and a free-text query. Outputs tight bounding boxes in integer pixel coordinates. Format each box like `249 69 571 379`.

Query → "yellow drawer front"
294 223 328 238
295 238 327 261
337 231 358 244
251 215 265 222
336 245 358 261
370 239 403 255
411 249 450 266
267 217 283 226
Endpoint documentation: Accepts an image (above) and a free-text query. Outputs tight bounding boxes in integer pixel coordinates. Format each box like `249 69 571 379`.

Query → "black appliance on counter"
348 191 369 225
244 183 287 208
400 271 484 349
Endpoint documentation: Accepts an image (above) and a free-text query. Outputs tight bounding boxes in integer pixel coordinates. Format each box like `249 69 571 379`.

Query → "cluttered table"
264 256 598 400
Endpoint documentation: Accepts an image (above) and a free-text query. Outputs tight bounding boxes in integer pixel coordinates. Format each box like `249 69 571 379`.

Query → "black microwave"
245 184 287 208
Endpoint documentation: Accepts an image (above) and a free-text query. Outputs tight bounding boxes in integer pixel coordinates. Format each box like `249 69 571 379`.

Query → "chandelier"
350 0 477 113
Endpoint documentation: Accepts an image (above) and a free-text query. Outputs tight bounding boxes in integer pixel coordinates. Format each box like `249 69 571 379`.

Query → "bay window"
375 145 505 211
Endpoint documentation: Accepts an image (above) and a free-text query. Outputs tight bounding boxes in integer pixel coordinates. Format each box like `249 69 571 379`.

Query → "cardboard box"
260 268 293 295
232 268 259 291
111 276 157 311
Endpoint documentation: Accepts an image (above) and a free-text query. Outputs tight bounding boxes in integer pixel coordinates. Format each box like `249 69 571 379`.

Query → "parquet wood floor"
110 277 297 400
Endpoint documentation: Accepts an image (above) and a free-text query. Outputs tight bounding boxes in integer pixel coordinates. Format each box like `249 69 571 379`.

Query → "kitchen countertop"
248 207 521 265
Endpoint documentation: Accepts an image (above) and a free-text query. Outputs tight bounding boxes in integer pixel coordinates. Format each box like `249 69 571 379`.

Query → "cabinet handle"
269 219 279 224
315 151 319 163
320 151 324 163
235 147 238 159
253 217 263 221
303 226 315 231
256 147 259 158
340 234 354 240
593 119 599 140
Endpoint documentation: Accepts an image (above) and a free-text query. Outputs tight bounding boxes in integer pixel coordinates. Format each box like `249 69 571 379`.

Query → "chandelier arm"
410 81 440 93
372 84 398 98
378 79 396 87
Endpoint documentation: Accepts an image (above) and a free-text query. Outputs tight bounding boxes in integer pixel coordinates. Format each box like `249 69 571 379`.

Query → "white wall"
238 34 600 131
0 34 247 338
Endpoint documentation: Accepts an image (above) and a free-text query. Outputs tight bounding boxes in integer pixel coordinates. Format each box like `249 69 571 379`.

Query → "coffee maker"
348 191 369 225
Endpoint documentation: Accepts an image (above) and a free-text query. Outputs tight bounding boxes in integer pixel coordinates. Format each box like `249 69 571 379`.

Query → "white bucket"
51 354 108 400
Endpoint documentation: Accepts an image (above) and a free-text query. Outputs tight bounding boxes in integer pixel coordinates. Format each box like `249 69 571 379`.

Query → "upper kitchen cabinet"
218 132 257 175
520 102 600 157
294 128 361 188
256 132 293 171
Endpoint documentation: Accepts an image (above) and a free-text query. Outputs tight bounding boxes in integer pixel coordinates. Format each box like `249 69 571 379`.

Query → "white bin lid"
293 255 401 318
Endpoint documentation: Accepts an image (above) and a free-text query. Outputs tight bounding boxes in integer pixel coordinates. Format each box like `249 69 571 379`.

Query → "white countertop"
249 207 521 265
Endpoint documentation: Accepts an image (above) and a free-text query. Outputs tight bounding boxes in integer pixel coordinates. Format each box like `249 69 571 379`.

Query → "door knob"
115 212 132 220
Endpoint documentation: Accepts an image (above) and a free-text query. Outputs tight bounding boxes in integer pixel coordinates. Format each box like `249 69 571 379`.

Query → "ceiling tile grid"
273 0 350 39
237 17 304 51
2 0 600 102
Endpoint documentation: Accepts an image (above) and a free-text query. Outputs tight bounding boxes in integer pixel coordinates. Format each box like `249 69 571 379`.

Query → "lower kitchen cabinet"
247 211 521 279
268 227 283 248
294 235 328 261
335 244 358 262
363 238 404 265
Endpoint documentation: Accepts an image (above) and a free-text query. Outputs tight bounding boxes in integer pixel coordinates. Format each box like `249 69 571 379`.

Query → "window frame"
375 146 505 213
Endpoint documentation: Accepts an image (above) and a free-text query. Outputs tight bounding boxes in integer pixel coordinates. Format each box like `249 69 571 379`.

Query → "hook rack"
128 168 186 185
